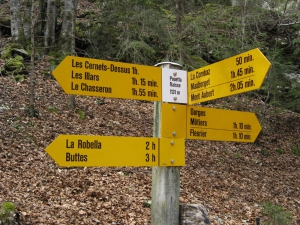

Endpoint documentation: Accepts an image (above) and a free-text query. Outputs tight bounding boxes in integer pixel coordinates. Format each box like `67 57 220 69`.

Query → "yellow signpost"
45 135 185 167
52 56 162 101
46 50 271 225
186 105 262 142
47 49 271 167
188 48 271 104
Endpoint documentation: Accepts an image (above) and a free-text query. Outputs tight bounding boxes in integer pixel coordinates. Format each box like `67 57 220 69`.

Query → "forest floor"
0 55 300 225
1 0 300 224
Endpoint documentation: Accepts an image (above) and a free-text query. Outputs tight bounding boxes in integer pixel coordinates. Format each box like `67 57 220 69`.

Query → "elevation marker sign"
186 106 262 142
188 48 271 104
52 56 162 101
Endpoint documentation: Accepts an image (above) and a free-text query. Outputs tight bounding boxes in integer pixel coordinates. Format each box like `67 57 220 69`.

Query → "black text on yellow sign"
186 106 262 142
161 103 261 143
45 135 185 167
52 56 162 101
188 48 271 104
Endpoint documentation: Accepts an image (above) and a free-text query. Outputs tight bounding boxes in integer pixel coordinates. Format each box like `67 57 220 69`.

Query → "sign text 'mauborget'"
188 48 271 104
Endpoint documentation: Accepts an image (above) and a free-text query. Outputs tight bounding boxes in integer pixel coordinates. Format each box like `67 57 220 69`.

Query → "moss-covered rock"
1 43 30 60
1 43 21 59
1 44 29 76
0 201 19 225
5 56 25 72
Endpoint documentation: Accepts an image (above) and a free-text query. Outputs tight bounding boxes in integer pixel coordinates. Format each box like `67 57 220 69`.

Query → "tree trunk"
44 0 58 54
23 0 32 39
71 0 78 56
232 0 238 6
36 0 46 36
175 0 183 64
60 0 74 55
29 0 35 117
241 0 247 50
10 0 25 45
67 0 78 109
175 0 183 34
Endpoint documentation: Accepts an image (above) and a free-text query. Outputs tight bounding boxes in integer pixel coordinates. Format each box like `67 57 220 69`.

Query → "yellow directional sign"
186 106 261 142
52 56 162 101
188 48 271 104
45 135 185 167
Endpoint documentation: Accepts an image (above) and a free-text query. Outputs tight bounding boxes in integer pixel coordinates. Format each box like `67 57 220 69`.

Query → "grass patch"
291 145 300 156
46 106 58 114
276 149 285 154
0 202 17 224
261 201 293 225
77 109 85 120
143 200 151 208
261 149 269 156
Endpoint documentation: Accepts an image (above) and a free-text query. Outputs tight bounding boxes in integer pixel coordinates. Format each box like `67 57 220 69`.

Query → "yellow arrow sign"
188 48 271 104
52 56 162 101
186 105 261 142
45 135 185 167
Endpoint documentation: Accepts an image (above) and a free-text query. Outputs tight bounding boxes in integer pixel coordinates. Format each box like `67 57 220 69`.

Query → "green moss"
261 149 270 156
1 43 28 60
1 47 13 59
14 75 25 82
77 109 85 120
0 202 17 222
5 57 25 71
15 55 24 61
261 202 293 225
276 149 285 154
1 202 16 213
291 145 300 156
46 106 58 113
75 24 86 38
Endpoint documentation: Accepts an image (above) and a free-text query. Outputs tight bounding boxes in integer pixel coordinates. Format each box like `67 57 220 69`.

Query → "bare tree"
36 0 46 36
68 0 78 108
23 0 31 39
28 0 36 117
175 0 183 63
10 0 25 44
60 0 76 55
44 0 59 53
232 0 238 6
58 0 78 108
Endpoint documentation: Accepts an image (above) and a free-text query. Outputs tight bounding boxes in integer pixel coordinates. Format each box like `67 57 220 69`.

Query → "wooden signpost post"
46 48 271 225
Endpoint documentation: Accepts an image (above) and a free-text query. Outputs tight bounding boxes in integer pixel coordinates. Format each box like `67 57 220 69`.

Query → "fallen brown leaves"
0 57 300 224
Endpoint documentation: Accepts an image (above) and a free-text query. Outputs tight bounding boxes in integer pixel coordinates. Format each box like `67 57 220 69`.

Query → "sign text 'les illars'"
52 56 162 101
186 106 261 142
188 48 271 104
45 135 185 167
